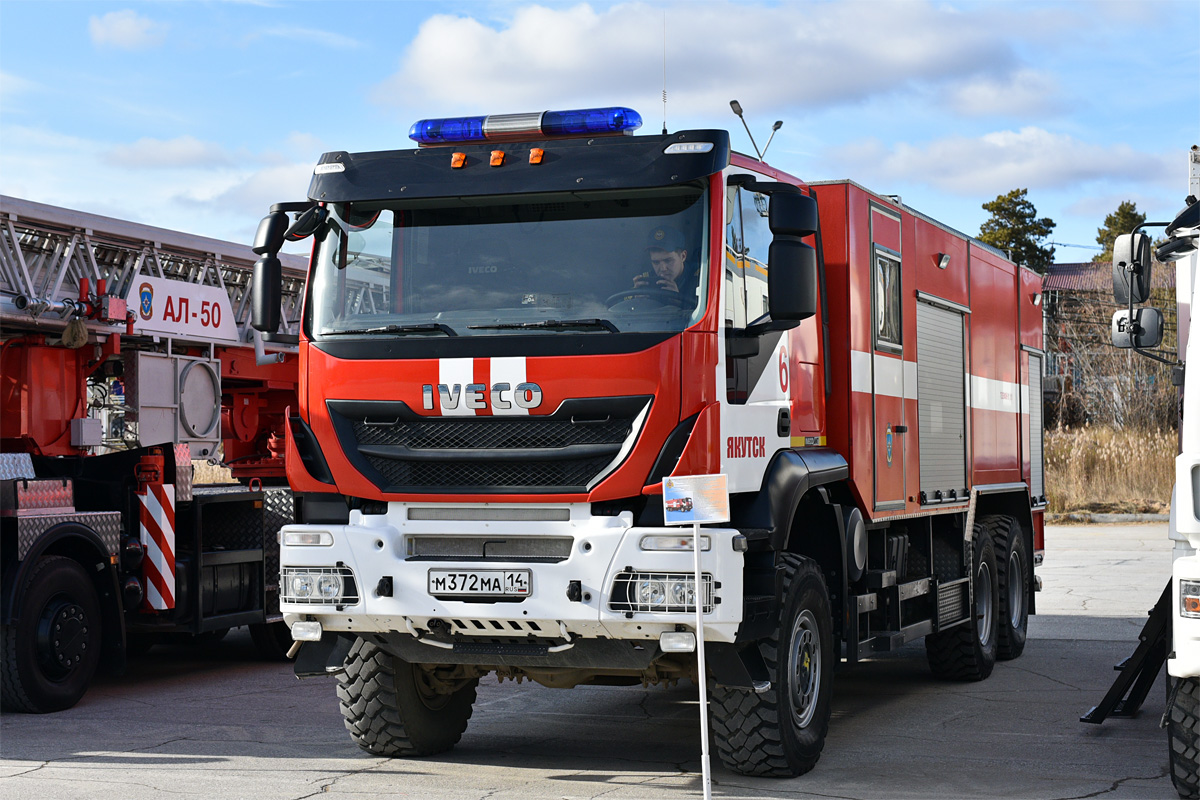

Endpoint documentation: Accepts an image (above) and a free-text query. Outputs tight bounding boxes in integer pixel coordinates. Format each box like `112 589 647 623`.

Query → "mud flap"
707 641 771 691
293 632 355 678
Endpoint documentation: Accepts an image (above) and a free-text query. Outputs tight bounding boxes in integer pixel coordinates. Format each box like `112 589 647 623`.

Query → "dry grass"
192 460 234 485
1045 425 1175 515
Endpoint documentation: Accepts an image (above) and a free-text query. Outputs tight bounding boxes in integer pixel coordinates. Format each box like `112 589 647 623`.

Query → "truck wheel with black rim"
1168 676 1200 799
991 515 1028 660
926 523 998 681
710 553 833 777
1 556 102 713
337 637 477 756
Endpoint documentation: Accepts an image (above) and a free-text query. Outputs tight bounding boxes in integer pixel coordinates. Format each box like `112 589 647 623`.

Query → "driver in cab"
631 227 699 301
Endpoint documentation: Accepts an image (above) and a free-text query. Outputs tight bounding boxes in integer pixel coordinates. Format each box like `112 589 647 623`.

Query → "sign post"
663 474 729 800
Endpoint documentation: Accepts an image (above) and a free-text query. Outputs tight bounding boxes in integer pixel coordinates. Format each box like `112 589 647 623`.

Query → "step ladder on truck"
0 196 305 712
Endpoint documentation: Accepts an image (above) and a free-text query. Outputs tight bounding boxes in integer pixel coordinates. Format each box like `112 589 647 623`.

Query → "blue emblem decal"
885 424 893 466
139 282 153 320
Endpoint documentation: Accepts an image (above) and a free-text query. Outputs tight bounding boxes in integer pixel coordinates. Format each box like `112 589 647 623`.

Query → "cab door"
870 205 907 510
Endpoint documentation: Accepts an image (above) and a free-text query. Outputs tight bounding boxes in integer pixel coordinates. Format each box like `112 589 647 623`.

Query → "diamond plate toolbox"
17 512 122 559
1 479 75 517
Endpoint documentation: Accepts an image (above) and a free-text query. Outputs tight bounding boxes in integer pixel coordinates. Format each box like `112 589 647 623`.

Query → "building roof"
1044 261 1176 293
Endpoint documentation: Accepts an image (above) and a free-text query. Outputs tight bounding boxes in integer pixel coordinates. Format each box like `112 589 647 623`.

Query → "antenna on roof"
729 100 781 162
662 11 668 135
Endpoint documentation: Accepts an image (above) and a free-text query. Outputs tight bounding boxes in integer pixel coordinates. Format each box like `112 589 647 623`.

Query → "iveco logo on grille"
422 383 543 411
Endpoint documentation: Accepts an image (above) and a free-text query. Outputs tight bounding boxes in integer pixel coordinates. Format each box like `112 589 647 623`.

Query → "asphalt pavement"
0 523 1181 799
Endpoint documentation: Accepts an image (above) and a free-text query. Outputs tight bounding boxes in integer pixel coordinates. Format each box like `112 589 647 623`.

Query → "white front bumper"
278 502 745 647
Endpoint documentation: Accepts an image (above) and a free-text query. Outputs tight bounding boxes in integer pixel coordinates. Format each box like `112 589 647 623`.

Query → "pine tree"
1093 200 1146 263
978 188 1056 272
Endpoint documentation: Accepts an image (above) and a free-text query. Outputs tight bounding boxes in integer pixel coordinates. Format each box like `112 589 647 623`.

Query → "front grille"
407 535 573 562
328 396 650 493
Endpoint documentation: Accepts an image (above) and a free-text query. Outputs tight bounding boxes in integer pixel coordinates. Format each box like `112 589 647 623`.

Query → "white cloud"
373 1 1021 118
106 136 232 169
942 69 1061 117
89 10 168 51
828 127 1174 196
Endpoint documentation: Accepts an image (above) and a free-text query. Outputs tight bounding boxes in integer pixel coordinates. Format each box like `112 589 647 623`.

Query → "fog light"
638 580 666 606
317 574 343 600
291 621 323 641
1182 580 1200 619
659 631 696 652
291 573 315 599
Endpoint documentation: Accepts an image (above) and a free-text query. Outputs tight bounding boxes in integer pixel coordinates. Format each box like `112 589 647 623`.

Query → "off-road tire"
1 556 102 713
710 553 834 777
337 637 477 757
926 522 998 681
991 515 1029 660
1168 676 1200 799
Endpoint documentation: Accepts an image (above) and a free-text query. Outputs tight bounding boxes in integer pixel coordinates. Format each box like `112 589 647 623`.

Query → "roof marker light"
664 142 714 154
450 152 467 169
409 107 643 146
490 150 505 167
529 148 545 165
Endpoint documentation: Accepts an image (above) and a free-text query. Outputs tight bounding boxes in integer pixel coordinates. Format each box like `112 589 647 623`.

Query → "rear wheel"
992 515 1029 660
1 556 103 713
338 637 477 756
711 553 834 777
1168 676 1200 799
926 523 998 681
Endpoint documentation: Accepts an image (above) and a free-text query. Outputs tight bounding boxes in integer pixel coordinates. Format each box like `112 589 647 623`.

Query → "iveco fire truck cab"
251 106 1042 777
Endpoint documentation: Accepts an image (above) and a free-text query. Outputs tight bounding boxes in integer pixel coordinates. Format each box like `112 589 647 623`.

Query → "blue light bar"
408 107 642 146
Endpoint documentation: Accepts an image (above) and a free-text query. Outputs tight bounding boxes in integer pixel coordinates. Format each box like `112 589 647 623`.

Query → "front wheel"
337 637 478 757
1 556 103 713
1168 676 1200 799
711 553 834 777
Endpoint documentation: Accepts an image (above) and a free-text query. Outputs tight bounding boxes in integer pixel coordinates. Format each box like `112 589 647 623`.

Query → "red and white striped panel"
139 483 176 610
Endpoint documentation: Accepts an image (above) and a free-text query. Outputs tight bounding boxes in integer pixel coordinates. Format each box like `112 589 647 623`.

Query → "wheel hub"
1007 549 1025 628
975 559 994 648
788 609 821 729
36 600 89 679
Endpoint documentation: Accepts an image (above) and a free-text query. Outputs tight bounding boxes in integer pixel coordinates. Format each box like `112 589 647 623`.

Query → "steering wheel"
605 287 686 307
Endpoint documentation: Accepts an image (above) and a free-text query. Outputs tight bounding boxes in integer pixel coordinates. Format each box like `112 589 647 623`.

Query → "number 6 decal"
779 344 789 394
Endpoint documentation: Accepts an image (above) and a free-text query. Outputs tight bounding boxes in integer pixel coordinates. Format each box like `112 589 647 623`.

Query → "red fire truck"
0 197 303 713
251 106 1045 776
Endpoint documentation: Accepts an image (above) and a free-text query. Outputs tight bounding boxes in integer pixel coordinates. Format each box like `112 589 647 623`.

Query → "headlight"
669 579 695 606
638 580 666 606
281 566 359 605
1182 579 1200 619
291 574 315 599
317 574 343 600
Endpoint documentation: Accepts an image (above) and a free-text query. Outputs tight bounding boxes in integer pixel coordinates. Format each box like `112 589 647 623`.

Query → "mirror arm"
262 332 300 345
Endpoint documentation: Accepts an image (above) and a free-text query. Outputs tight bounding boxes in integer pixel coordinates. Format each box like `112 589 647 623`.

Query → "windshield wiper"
322 323 458 337
467 318 620 333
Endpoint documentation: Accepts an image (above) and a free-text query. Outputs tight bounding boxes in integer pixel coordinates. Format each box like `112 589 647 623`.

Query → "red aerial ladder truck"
250 106 1045 776
0 196 303 712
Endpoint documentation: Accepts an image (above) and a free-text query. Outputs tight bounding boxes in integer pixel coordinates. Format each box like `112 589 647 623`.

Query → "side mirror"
1112 307 1163 349
1113 233 1152 305
768 192 818 238
251 256 282 333
764 238 817 323
252 211 290 256
286 205 328 242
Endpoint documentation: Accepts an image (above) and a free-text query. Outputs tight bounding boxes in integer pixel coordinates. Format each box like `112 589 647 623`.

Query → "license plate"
427 569 531 598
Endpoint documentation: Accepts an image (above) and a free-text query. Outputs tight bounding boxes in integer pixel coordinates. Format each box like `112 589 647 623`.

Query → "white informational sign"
126 276 240 343
662 474 730 526
661 474 729 800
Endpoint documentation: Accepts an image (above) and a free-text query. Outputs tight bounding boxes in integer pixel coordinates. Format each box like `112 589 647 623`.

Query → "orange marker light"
490 150 505 167
529 148 545 165
450 152 467 168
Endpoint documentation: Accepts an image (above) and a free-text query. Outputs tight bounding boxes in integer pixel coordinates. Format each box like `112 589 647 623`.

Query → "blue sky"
1 1 1196 262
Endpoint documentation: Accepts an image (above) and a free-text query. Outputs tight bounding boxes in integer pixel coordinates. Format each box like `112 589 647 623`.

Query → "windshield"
306 184 708 339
